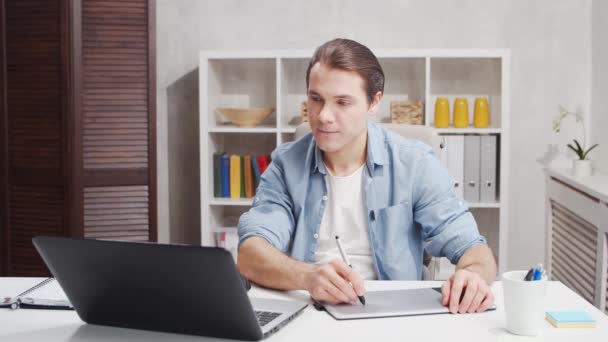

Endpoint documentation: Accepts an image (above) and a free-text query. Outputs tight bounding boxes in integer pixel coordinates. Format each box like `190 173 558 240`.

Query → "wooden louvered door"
0 0 5 275
1 0 70 276
77 0 156 242
0 0 156 276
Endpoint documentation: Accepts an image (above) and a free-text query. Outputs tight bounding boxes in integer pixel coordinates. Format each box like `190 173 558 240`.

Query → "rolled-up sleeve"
412 149 487 264
237 149 295 253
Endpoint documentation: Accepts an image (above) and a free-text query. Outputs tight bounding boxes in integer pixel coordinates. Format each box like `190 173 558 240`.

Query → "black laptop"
32 236 308 341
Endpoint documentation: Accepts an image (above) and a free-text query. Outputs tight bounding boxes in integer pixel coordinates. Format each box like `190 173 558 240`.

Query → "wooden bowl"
217 107 274 127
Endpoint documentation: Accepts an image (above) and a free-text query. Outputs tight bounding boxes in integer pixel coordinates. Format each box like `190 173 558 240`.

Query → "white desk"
1 277 607 341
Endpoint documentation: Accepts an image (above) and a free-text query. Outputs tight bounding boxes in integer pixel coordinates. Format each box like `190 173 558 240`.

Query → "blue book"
546 310 596 328
251 155 261 190
220 154 230 198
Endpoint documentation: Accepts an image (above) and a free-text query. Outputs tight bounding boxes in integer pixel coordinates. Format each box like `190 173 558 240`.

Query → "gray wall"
592 0 608 172
156 0 593 270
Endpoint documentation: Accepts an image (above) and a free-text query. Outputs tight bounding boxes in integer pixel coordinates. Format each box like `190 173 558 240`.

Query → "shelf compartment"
429 58 502 129
208 132 276 158
470 208 500 261
279 132 296 145
377 57 426 124
207 132 275 200
203 206 248 247
205 58 277 129
279 58 309 131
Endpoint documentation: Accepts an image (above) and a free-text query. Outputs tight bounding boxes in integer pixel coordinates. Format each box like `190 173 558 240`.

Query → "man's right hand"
304 259 366 304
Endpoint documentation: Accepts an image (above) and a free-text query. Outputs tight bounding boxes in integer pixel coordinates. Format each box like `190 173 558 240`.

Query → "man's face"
306 63 380 154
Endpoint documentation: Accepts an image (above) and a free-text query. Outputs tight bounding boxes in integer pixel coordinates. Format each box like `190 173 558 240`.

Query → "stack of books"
213 153 271 199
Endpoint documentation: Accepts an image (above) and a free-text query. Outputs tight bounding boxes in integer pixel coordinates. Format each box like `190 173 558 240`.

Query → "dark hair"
306 38 385 104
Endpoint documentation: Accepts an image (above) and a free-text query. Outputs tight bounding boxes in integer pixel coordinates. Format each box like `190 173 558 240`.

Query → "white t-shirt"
313 163 378 280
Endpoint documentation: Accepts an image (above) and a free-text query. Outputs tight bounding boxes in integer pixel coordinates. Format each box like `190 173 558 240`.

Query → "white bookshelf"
199 49 510 275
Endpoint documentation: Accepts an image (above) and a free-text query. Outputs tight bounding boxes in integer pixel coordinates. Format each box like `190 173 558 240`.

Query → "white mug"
502 270 547 336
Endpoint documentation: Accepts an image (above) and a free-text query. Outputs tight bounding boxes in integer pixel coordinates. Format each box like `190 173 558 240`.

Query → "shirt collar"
312 122 389 175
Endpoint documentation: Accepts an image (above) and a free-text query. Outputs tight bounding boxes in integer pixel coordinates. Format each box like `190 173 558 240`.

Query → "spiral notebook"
1 277 73 310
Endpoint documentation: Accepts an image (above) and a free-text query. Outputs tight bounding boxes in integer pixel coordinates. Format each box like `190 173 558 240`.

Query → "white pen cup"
502 270 547 336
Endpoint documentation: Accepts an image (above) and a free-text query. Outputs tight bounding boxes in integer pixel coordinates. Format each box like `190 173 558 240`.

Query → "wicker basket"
390 101 423 124
300 101 308 122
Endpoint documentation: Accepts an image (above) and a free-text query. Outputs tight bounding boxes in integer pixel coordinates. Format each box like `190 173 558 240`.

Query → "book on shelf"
257 155 269 174
229 155 241 199
213 153 222 198
220 154 230 197
214 153 271 200
244 155 253 198
240 156 245 198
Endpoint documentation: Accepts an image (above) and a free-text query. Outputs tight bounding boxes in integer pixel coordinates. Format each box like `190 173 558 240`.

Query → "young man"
237 39 496 314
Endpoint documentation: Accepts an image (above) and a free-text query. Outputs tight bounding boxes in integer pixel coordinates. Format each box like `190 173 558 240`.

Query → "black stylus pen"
335 235 366 305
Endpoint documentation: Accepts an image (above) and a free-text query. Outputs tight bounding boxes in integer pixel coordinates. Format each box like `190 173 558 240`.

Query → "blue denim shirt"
238 122 486 280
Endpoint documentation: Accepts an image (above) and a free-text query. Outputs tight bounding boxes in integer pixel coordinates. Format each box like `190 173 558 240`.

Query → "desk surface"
1 277 607 341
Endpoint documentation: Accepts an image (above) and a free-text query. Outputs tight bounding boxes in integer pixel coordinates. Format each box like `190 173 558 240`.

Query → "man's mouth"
318 129 337 134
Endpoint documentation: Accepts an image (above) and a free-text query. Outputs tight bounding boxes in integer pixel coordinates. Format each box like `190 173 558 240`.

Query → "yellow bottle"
453 97 469 128
434 97 450 128
473 97 490 128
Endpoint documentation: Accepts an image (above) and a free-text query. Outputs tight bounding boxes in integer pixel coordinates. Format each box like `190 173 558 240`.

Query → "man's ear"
368 91 383 116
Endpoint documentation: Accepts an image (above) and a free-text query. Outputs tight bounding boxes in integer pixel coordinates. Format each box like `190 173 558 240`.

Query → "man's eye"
337 100 350 106
310 95 321 102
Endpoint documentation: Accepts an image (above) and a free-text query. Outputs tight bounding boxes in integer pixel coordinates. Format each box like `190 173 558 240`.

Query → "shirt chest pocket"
370 201 418 263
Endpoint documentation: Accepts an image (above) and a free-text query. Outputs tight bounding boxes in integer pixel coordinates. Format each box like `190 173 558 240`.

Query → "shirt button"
313 233 319 239
322 195 328 201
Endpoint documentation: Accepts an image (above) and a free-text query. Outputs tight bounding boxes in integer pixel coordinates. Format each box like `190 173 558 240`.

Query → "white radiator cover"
550 200 597 304
545 168 608 314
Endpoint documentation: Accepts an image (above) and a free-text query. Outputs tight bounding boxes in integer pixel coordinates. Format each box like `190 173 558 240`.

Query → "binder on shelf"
244 155 254 198
439 138 449 169
463 135 481 202
445 135 465 198
220 154 230 198
229 155 241 199
1 278 72 310
480 135 498 203
213 153 222 198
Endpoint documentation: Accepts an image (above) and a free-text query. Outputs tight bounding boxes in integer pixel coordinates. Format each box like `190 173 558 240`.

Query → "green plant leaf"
568 144 585 159
582 144 599 160
573 139 583 152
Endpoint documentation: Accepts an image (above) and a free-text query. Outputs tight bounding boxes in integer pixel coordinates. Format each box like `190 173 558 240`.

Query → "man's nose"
318 103 334 123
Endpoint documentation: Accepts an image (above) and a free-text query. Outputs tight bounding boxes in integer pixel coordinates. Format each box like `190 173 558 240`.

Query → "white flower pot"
572 160 593 177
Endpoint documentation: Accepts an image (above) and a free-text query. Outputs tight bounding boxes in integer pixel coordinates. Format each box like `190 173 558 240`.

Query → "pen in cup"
524 263 545 281
335 235 366 305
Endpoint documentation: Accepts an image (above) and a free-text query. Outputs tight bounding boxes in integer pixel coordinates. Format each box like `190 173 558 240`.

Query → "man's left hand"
441 268 494 314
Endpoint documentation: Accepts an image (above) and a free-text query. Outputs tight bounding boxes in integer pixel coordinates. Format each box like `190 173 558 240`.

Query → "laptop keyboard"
255 310 281 326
